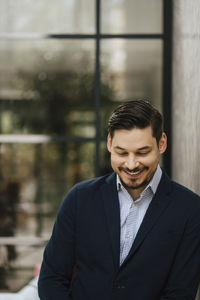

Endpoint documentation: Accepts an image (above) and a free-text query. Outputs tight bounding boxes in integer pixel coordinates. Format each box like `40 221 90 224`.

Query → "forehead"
111 126 156 149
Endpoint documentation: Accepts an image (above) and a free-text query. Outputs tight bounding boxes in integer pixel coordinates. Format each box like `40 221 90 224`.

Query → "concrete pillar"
173 3 200 299
172 0 200 195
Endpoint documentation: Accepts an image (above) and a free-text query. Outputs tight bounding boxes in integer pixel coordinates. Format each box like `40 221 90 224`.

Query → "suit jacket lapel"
123 171 173 265
100 173 120 271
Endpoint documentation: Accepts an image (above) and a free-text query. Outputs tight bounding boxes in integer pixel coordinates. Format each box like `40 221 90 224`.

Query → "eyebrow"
137 146 152 151
114 146 151 151
114 146 126 150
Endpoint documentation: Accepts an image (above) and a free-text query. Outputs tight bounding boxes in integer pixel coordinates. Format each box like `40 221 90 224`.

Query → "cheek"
110 154 124 165
140 154 159 166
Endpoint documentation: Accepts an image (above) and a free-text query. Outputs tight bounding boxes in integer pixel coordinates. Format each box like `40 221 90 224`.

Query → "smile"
126 170 141 175
123 168 146 178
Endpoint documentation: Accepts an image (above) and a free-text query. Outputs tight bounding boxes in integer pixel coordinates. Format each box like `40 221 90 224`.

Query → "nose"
125 155 139 170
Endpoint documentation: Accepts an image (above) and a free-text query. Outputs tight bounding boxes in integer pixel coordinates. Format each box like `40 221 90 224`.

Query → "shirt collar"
117 165 162 196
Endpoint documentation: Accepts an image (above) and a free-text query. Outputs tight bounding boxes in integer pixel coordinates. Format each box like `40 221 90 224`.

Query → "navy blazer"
38 171 200 300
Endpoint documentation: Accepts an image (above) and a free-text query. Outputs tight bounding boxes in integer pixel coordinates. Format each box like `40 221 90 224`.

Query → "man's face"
107 126 167 199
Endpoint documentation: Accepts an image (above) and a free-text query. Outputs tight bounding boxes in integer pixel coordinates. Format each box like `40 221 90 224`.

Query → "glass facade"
100 39 163 136
0 0 95 34
101 0 162 34
0 40 95 136
0 0 171 292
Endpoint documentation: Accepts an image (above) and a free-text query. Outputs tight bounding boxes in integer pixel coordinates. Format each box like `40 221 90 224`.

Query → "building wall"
172 0 200 195
173 3 200 298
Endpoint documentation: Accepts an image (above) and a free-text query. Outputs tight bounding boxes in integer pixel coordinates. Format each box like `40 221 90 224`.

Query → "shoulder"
160 170 200 213
72 172 115 192
61 172 115 206
168 178 200 217
171 180 200 202
161 169 200 201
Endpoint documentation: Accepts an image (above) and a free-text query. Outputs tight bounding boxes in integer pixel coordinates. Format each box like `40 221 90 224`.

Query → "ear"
158 132 167 154
107 134 112 152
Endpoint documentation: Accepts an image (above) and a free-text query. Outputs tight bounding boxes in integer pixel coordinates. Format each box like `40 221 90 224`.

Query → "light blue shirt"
117 165 162 265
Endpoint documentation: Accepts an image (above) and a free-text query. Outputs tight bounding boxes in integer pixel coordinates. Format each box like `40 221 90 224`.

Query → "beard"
118 166 151 190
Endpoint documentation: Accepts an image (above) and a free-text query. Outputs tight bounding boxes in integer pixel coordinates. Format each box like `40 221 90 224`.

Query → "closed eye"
116 152 128 156
137 152 150 156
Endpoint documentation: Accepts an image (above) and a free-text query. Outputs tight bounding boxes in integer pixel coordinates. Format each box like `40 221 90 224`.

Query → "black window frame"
0 0 173 177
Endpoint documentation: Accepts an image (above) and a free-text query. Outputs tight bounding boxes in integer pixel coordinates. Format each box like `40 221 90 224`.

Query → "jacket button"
113 282 125 289
113 281 120 288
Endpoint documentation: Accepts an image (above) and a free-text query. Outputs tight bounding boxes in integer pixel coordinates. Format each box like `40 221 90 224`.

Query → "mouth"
120 167 146 178
126 170 141 175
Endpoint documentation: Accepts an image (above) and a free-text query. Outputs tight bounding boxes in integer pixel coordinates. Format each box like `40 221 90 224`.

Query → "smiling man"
38 100 200 300
107 125 167 200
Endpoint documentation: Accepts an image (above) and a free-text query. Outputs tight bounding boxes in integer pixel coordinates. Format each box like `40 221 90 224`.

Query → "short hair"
108 99 163 144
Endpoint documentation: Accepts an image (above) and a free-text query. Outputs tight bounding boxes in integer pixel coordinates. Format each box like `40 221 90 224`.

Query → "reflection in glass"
0 0 95 34
0 142 95 230
0 141 94 290
101 39 162 136
0 40 95 136
101 0 162 34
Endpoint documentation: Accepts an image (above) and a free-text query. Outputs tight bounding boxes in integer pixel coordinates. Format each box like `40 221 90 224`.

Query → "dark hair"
108 99 163 144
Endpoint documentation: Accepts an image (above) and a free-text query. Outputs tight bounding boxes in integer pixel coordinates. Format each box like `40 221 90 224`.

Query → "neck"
126 186 146 201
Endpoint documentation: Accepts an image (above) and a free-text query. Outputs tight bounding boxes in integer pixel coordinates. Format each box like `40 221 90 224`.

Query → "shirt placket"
120 201 138 265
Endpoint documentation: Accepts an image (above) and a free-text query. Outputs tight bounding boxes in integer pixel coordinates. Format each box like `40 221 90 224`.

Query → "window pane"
0 40 95 137
0 142 95 226
0 141 94 291
101 39 163 136
101 0 162 34
0 0 95 34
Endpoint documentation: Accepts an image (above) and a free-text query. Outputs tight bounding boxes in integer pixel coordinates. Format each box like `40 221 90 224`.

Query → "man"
38 100 200 300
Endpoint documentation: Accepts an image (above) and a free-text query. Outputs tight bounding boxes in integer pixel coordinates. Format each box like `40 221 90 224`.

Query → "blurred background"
0 0 200 298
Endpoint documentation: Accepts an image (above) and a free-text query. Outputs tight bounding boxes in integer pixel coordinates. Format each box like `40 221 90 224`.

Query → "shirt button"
125 234 131 238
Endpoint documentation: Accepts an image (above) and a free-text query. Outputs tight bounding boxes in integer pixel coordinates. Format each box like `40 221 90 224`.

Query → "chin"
121 174 151 190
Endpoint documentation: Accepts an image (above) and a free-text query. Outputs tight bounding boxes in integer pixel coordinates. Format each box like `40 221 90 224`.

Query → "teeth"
127 170 141 175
